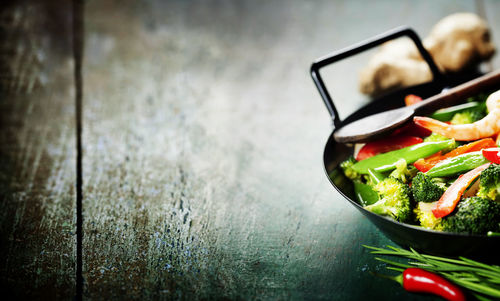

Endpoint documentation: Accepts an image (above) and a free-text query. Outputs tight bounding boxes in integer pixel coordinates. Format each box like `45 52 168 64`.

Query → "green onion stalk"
364 245 500 300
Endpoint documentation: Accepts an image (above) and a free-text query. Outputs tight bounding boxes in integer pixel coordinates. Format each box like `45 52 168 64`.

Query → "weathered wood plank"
82 0 475 300
0 1 76 299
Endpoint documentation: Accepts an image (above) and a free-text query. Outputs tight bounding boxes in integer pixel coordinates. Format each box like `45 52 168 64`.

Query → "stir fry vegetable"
425 152 489 178
482 147 500 164
404 94 423 106
477 163 500 201
364 177 412 222
356 136 423 161
351 140 455 174
432 163 490 218
414 138 496 172
339 90 500 234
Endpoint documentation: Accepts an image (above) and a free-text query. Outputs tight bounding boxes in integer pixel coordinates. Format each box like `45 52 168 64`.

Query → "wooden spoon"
334 70 500 143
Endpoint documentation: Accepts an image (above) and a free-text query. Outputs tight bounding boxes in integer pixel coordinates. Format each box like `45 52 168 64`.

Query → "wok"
311 27 500 258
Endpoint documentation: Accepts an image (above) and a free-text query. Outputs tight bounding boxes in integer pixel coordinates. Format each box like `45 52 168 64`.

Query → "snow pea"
425 151 489 178
353 181 379 206
429 101 485 121
352 140 455 174
368 168 385 184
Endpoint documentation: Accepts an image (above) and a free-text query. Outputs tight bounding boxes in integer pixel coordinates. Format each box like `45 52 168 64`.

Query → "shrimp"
414 89 500 141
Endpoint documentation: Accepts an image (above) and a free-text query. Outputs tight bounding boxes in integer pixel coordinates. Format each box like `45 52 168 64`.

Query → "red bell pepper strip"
432 163 491 218
413 151 442 172
404 94 423 106
483 147 500 164
414 138 497 172
356 136 423 161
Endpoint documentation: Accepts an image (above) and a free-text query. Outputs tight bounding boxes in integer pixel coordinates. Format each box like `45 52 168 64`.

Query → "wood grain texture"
82 0 476 300
0 1 76 299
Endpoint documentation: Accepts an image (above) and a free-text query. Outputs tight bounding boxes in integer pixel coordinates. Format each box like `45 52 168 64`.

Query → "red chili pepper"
432 163 491 218
405 94 423 106
399 268 466 301
380 268 466 301
483 147 500 164
356 135 423 161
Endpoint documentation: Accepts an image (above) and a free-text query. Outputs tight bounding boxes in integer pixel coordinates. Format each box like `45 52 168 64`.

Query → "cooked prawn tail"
413 116 452 137
414 89 500 141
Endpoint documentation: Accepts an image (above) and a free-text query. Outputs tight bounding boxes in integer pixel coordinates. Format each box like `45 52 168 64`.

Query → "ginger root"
359 13 496 96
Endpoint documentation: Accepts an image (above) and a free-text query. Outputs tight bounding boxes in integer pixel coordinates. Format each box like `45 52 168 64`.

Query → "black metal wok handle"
310 26 444 128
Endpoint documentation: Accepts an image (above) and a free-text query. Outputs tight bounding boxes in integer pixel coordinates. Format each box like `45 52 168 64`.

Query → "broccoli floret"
423 133 457 153
389 159 417 184
432 177 450 189
414 197 500 234
364 178 412 223
414 201 443 230
440 197 500 235
340 156 362 182
450 109 485 125
411 172 446 203
468 93 488 103
477 164 500 202
448 97 486 125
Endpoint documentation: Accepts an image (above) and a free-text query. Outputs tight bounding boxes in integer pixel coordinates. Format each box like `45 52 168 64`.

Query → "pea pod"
353 168 385 206
352 140 455 174
425 151 489 178
353 181 379 206
429 101 485 121
368 168 385 184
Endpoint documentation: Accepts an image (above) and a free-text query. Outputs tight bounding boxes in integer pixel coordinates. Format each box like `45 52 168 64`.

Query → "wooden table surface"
1 0 499 299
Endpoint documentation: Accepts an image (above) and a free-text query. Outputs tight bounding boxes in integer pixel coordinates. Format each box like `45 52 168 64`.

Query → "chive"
364 245 500 298
386 266 405 273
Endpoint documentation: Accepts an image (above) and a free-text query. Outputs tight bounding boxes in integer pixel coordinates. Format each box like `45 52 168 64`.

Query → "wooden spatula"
334 70 500 143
